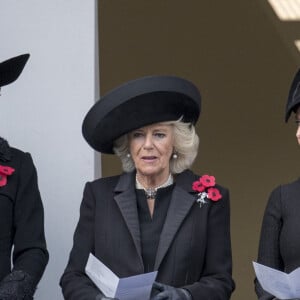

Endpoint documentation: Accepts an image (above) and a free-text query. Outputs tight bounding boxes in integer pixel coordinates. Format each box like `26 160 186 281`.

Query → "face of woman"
128 123 174 185
296 106 300 145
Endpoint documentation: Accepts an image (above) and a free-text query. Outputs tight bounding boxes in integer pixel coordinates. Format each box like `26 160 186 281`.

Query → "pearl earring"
126 153 131 158
172 153 178 159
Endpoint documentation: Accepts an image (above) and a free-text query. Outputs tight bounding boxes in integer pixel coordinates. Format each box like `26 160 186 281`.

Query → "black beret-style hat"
285 68 300 122
82 75 201 154
0 54 30 88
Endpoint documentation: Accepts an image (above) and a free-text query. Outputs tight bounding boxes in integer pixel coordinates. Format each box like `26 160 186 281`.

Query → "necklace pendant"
136 173 174 200
145 188 156 199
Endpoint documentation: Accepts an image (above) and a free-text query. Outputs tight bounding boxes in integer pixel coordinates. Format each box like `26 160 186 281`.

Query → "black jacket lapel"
154 170 197 270
114 172 143 266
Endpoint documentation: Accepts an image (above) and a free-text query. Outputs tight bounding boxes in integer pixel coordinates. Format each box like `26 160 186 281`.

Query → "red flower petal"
192 181 205 192
200 175 216 187
207 188 222 201
0 175 7 187
0 165 15 175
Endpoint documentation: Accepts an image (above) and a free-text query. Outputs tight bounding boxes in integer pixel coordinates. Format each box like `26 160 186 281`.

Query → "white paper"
85 253 119 297
253 261 300 299
85 253 157 300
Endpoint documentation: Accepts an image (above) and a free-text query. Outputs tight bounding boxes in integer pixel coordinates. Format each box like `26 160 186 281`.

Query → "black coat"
61 170 235 300
0 138 48 286
255 179 300 300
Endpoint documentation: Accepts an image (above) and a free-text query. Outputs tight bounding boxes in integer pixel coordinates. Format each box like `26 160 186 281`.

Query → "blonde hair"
113 118 199 174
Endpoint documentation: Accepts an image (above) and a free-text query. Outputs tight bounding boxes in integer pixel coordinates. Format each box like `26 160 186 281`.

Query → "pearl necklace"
136 174 174 200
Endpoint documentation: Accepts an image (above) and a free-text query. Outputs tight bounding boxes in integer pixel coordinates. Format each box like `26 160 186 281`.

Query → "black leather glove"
151 282 192 300
95 294 119 300
0 270 35 300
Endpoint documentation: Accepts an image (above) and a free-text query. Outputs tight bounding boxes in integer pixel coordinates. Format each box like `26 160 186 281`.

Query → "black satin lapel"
114 187 143 262
154 186 195 270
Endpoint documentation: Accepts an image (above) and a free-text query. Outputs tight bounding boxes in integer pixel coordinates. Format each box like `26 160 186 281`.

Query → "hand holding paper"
150 282 192 300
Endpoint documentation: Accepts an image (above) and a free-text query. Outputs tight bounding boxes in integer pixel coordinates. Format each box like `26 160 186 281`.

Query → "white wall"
0 1 98 299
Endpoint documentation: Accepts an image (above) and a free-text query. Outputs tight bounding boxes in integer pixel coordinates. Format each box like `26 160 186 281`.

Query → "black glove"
0 270 35 300
95 294 119 300
151 282 192 300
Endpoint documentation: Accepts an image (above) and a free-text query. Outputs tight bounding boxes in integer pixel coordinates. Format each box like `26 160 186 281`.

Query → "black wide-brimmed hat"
0 54 30 88
82 75 201 153
285 68 300 122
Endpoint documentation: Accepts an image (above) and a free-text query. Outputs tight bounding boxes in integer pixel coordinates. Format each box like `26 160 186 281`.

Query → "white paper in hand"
85 253 157 300
253 261 300 300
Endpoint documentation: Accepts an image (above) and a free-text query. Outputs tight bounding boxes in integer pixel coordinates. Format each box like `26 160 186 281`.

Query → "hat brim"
0 54 30 88
82 75 201 153
285 68 300 122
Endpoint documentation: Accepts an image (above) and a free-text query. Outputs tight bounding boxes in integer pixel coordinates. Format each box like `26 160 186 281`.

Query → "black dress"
255 179 300 300
0 137 48 299
136 185 174 273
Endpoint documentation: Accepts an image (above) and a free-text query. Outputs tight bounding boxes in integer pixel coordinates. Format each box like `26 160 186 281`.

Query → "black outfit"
0 138 48 299
255 179 300 300
60 169 235 300
136 185 173 273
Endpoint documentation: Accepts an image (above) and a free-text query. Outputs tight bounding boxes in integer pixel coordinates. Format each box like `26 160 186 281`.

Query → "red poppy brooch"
192 174 222 207
0 165 15 187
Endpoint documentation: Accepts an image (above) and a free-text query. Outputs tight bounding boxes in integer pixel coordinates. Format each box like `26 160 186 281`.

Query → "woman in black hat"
0 54 48 300
60 76 235 300
255 69 300 300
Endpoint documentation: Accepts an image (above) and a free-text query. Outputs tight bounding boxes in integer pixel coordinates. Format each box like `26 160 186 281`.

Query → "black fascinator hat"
0 54 30 88
285 68 300 122
82 75 201 154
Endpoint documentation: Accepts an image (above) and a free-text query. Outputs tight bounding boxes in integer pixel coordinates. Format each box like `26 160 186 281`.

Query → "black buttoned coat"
0 140 48 285
60 169 235 300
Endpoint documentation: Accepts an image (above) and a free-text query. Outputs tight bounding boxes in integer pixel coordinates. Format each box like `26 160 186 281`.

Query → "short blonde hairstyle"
113 118 199 174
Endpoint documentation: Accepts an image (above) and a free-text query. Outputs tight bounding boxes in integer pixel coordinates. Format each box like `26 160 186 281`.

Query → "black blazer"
0 140 48 285
255 179 300 300
61 169 234 300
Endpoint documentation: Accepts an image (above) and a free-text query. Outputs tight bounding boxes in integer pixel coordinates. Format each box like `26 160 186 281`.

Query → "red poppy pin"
0 165 15 187
192 174 222 207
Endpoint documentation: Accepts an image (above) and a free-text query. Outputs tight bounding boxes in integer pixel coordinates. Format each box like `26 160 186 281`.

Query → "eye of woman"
132 131 144 138
154 132 166 138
